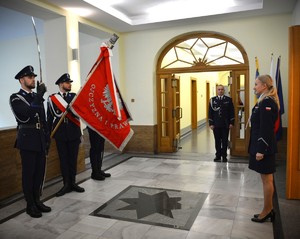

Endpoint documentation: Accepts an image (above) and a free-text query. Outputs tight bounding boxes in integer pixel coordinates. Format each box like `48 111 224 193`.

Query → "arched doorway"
156 31 250 156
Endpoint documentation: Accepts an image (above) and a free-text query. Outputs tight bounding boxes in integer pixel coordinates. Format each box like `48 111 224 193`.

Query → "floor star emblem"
118 191 181 219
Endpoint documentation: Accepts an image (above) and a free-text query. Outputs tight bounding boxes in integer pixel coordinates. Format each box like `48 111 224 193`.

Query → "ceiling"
0 0 298 34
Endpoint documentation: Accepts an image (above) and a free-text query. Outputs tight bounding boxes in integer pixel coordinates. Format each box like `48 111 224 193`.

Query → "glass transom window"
161 37 244 69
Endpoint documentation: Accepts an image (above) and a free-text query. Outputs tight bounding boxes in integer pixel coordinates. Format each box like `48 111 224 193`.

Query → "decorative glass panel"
161 48 177 68
161 36 245 68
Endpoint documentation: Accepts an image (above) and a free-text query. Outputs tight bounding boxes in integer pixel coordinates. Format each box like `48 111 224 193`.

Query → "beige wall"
121 14 291 127
0 5 294 130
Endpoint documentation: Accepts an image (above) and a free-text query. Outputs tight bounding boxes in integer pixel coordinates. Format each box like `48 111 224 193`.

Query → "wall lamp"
72 48 79 61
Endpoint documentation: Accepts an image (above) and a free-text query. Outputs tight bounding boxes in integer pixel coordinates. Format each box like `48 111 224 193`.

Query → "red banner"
70 46 133 151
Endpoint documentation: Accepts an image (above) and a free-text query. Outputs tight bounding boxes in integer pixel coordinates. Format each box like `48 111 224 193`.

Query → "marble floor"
0 126 275 239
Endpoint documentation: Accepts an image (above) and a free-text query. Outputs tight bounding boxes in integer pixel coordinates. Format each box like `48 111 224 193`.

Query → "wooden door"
191 78 197 129
157 74 181 152
230 70 250 156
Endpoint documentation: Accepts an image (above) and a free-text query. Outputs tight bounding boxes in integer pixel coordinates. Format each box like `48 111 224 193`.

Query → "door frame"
156 74 181 153
156 32 250 155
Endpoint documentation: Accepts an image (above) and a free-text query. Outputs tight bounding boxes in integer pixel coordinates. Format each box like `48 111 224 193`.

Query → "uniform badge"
265 107 271 111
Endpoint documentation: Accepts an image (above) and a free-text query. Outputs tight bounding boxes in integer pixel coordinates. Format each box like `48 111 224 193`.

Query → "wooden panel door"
157 74 181 152
230 70 250 156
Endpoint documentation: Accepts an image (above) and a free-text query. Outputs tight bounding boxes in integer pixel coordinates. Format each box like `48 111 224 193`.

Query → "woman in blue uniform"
249 74 280 223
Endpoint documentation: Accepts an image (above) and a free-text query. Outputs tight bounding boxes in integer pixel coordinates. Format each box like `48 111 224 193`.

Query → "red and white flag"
70 44 133 151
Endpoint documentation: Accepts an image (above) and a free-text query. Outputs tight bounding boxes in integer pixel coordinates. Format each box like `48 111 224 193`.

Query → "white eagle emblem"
101 84 123 113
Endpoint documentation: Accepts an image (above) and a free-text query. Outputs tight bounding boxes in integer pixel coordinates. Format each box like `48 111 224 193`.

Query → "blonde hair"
257 74 280 110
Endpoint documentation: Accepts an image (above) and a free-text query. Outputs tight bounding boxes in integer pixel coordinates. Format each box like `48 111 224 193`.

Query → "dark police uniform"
209 95 235 161
248 97 278 174
9 65 51 218
47 73 84 196
87 127 111 180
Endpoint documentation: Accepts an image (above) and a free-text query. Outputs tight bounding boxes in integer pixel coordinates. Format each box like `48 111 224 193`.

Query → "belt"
18 123 41 129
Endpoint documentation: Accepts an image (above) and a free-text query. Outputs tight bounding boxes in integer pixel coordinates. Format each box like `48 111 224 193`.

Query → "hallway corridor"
0 126 283 238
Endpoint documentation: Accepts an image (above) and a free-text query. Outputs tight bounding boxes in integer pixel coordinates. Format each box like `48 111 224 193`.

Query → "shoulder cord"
9 94 30 123
210 98 220 111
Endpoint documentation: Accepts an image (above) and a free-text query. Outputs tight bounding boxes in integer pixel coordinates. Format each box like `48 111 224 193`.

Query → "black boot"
56 179 72 197
71 176 85 193
25 195 42 218
26 204 42 218
71 183 85 192
100 170 111 177
91 171 105 180
34 192 51 212
98 151 111 178
90 151 105 180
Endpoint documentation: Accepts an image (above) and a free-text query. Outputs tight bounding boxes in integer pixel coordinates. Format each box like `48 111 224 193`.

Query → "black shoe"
100 170 111 177
56 184 72 197
222 157 228 162
26 205 42 218
71 183 85 193
36 201 51 212
253 208 274 219
251 210 275 223
91 172 105 181
214 157 221 162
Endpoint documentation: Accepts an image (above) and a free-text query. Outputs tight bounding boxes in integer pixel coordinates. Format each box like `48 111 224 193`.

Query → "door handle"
179 107 183 119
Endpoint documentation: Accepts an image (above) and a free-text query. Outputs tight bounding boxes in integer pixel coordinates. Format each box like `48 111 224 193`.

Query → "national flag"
70 44 134 151
254 57 260 104
275 56 284 140
255 56 260 79
269 53 276 82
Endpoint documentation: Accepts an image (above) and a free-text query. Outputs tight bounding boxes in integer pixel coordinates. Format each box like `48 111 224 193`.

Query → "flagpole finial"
105 34 119 49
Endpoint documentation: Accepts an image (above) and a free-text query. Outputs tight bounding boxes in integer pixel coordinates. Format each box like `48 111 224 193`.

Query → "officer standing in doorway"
208 84 235 162
9 65 51 218
47 73 85 197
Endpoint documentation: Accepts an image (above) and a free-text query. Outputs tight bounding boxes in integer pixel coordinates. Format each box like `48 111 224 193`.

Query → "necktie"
63 93 66 99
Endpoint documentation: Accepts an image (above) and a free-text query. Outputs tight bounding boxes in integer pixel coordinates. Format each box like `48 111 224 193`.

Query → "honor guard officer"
87 126 111 181
208 84 235 162
9 65 51 218
47 73 85 197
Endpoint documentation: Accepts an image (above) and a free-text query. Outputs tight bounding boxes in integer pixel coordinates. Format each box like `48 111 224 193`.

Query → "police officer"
9 65 51 218
249 75 279 223
47 73 84 197
208 84 235 162
87 126 111 181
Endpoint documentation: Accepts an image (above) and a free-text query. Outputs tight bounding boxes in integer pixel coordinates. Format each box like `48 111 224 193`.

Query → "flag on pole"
275 56 284 140
254 57 260 104
255 56 260 79
70 44 134 151
269 53 275 82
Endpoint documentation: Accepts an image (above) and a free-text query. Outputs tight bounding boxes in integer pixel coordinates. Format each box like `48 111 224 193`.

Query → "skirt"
248 154 276 174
